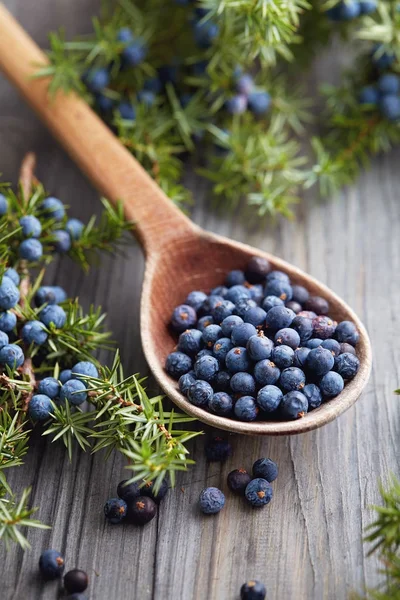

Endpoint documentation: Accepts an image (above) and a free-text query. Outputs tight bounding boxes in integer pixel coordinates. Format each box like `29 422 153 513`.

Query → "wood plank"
0 1 399 599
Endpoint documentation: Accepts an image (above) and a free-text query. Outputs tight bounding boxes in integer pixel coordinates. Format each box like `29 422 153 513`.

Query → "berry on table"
245 478 273 507
303 383 322 410
22 320 48 345
0 275 20 310
319 371 344 398
199 487 225 514
209 391 233 416
171 304 197 332
39 549 65 579
166 351 193 379
140 478 169 504
227 469 252 495
205 437 232 461
188 380 214 406
117 479 141 502
40 304 67 328
20 215 42 238
257 385 283 413
104 498 127 524
128 496 157 524
334 352 360 379
60 379 87 406
64 569 89 594
0 344 24 368
28 394 53 421
281 391 308 419
19 238 43 261
240 580 267 600
38 377 60 399
234 395 258 421
252 457 278 482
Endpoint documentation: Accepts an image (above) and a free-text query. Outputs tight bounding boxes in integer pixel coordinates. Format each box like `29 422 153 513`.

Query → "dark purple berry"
245 256 271 284
227 469 252 495
117 479 141 501
104 497 127 523
312 316 337 340
127 496 157 524
205 437 232 461
64 570 89 594
39 550 65 580
241 580 266 600
252 458 278 482
140 478 169 504
285 301 302 314
291 284 309 304
304 296 329 315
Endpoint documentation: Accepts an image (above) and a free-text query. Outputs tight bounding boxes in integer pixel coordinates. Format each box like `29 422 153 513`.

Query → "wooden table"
1 1 399 599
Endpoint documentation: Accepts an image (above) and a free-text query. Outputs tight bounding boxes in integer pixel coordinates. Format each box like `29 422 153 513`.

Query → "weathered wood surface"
0 1 399 599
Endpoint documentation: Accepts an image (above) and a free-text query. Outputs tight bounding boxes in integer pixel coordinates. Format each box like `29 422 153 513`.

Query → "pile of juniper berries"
166 256 360 422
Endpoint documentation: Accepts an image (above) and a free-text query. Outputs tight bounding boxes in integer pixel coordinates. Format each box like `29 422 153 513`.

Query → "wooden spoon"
0 4 372 435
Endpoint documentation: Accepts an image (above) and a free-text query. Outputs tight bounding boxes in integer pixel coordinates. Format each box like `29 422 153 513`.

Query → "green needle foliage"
0 162 200 550
36 0 400 219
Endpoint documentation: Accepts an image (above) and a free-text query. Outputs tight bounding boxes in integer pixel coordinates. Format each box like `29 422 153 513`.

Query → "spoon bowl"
0 5 372 435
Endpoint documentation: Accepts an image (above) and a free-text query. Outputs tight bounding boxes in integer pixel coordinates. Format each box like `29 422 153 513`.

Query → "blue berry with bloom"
84 67 110 93
257 385 283 412
208 391 233 416
271 345 294 369
60 379 87 405
194 354 220 381
178 370 196 394
245 478 273 507
118 101 136 120
264 306 295 332
53 230 71 253
247 333 273 361
202 324 223 348
0 193 8 215
39 549 65 580
221 315 243 337
292 347 311 369
40 304 67 328
281 390 308 419
254 360 280 386
28 394 53 421
22 320 48 345
38 377 60 399
262 295 284 312
213 300 235 323
193 20 219 49
319 371 344 398
248 91 271 115
197 315 214 331
240 580 267 600
19 238 43 261
303 383 322 409
166 351 193 379
306 346 334 376
20 215 42 238
378 73 400 95
143 77 162 94
230 371 256 395
213 337 234 363
321 338 341 357
0 311 16 332
339 0 361 20
187 379 213 407
104 498 127 524
264 279 293 302
0 275 19 310
359 86 379 106
5 268 20 285
72 361 99 380
199 487 225 514
235 73 254 95
225 94 247 115
274 328 300 349
234 395 258 421
171 304 197 333
40 197 65 220
59 369 72 384
66 218 84 240
178 329 203 356
226 347 251 373
279 367 306 392
380 94 400 121
117 27 133 42
234 299 257 319
334 352 360 379
359 0 377 14
0 344 24 368
252 457 278 482
231 323 257 347
185 290 207 311
0 331 9 349
225 270 246 287
137 90 156 107
122 39 147 66
35 286 67 306
372 45 395 70
226 285 251 305
243 306 267 328
335 320 359 345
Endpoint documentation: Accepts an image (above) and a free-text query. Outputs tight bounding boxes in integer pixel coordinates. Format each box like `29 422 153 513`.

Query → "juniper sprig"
0 154 200 550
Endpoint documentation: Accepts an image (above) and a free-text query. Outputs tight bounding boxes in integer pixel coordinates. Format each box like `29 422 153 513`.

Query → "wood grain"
0 1 398 599
0 3 372 435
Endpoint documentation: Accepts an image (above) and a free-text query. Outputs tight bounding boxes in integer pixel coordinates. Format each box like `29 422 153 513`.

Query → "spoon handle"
0 3 195 255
